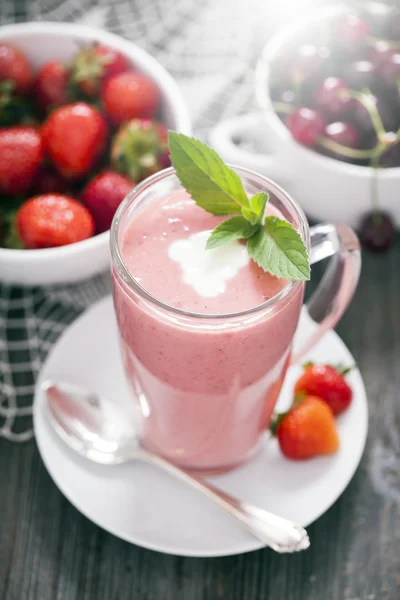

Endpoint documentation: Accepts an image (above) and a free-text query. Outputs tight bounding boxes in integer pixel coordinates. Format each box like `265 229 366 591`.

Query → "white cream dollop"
167 230 249 298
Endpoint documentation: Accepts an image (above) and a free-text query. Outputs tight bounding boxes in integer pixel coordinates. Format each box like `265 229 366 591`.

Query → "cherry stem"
272 101 293 114
292 72 303 108
346 89 386 140
318 136 376 159
370 153 381 218
366 35 400 50
397 79 400 102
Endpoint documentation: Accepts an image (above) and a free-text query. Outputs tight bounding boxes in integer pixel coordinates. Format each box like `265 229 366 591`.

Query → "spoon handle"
139 450 309 553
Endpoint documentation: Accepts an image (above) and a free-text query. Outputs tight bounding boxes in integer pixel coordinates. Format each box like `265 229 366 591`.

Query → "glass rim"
110 166 310 320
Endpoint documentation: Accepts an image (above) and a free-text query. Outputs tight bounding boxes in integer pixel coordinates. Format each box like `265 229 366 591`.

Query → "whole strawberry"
71 43 129 98
82 170 134 233
17 194 94 249
271 395 340 460
294 363 353 415
41 102 108 180
111 119 169 182
0 127 43 195
0 43 32 93
102 72 160 125
33 60 69 113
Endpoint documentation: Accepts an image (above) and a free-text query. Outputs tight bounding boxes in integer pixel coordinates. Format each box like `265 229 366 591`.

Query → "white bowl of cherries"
210 2 400 251
0 22 191 285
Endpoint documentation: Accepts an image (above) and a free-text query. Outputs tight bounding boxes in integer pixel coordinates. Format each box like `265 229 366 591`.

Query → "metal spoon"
41 380 310 553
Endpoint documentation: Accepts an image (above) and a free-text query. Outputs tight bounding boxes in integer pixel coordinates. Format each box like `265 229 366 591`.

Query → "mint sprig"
168 132 310 281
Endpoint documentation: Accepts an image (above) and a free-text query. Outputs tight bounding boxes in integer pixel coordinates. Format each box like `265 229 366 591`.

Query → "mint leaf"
241 194 268 224
241 206 257 224
249 192 269 223
206 217 259 250
168 131 249 215
247 216 310 280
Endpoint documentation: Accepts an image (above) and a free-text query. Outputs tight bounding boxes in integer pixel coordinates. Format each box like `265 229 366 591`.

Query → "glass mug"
111 167 361 473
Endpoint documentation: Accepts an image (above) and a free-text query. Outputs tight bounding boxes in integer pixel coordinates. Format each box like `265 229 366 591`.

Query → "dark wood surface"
1 0 400 595
1 236 400 600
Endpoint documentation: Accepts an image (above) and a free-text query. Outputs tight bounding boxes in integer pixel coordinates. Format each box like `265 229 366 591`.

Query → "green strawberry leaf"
206 216 259 250
247 216 310 280
168 131 249 215
3 224 24 249
0 204 24 249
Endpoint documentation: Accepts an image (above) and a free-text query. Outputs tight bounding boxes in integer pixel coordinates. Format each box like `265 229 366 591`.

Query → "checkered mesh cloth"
0 0 258 441
0 276 111 440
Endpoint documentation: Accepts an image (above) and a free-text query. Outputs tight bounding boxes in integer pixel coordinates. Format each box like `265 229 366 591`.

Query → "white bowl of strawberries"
0 22 191 285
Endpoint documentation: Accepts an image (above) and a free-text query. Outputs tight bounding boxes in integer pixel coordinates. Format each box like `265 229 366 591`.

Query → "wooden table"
1 0 400 595
1 236 400 600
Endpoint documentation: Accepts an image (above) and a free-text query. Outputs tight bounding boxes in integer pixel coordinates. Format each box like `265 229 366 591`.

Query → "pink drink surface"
121 190 286 313
113 190 304 471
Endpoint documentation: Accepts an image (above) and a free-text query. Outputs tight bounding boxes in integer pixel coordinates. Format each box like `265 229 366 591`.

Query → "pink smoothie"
113 189 304 471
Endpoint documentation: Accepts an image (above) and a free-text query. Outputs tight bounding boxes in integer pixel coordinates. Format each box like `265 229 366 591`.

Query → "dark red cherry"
370 40 394 68
379 52 400 86
337 14 369 50
361 211 395 252
344 60 375 89
286 108 327 146
324 121 360 148
314 77 351 117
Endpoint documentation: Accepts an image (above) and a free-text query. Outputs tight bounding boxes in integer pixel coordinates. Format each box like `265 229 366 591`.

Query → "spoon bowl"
44 380 139 464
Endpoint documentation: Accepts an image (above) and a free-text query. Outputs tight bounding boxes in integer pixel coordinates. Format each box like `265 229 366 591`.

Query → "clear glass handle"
293 223 361 363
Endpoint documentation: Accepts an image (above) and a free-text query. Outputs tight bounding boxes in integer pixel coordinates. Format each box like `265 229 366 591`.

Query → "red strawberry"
41 103 108 180
111 118 169 182
71 43 129 97
102 72 160 125
17 194 94 249
33 60 69 112
0 44 32 94
271 395 340 460
33 166 68 195
0 127 43 195
81 170 134 233
294 363 353 415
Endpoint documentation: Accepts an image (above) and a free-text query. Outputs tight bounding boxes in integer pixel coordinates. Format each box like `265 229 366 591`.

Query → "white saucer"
33 296 368 557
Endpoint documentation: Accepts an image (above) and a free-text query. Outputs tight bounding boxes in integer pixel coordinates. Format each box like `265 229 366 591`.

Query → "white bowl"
0 22 191 286
210 4 400 230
